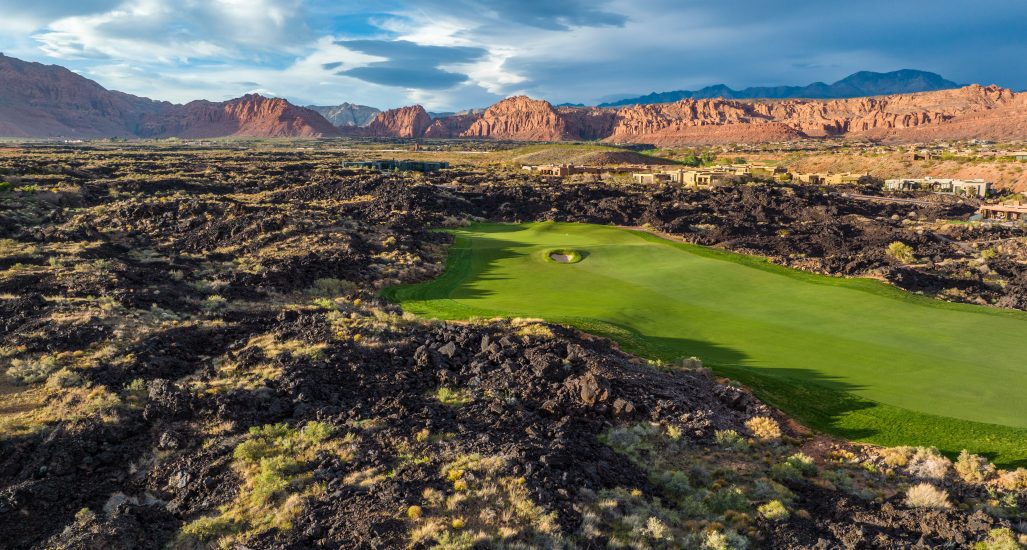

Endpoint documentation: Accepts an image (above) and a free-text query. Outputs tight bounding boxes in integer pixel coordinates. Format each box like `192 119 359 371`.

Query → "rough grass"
383 222 1027 466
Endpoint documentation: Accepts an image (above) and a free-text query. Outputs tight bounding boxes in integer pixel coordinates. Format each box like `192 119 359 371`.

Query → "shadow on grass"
573 322 1027 467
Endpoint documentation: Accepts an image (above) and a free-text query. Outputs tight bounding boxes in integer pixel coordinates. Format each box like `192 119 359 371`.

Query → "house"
979 202 1027 221
1011 152 1027 161
631 168 735 188
883 177 991 197
632 172 673 184
795 173 825 185
342 159 449 173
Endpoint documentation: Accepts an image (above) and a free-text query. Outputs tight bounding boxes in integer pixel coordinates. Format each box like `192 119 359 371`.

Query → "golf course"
383 222 1027 466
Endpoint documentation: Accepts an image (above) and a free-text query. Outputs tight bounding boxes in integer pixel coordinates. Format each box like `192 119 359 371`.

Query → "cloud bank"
0 0 1023 110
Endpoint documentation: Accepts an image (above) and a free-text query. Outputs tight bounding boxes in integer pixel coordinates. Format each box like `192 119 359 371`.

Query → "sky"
0 0 1024 111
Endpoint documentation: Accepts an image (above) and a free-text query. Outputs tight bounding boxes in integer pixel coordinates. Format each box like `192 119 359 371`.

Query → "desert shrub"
974 528 1022 550
714 429 747 450
706 486 748 514
907 447 951 480
652 469 693 499
179 515 243 541
0 181 10 193
180 420 345 545
414 454 560 548
433 386 473 407
784 453 817 476
886 241 916 264
954 450 996 483
8 355 60 384
203 294 228 312
904 483 952 509
307 278 357 297
681 356 704 369
74 508 96 524
879 446 914 467
997 468 1027 490
702 529 749 550
45 368 83 389
125 378 147 394
757 500 789 521
744 416 781 441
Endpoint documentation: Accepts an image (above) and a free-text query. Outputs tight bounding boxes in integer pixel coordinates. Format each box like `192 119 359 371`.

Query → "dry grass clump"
878 446 914 467
510 318 554 340
886 241 916 264
433 386 473 408
408 454 561 548
997 468 1027 490
907 447 952 480
744 416 781 442
757 500 789 521
973 528 1024 550
904 483 952 509
306 278 357 297
177 421 354 547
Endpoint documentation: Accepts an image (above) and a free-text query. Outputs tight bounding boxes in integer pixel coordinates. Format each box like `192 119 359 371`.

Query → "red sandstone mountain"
371 85 1027 144
460 96 575 141
1 53 1026 143
136 95 340 139
0 53 167 138
0 54 337 139
364 105 434 138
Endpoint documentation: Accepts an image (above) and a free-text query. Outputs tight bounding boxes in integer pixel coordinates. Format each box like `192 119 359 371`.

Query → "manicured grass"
383 222 1027 466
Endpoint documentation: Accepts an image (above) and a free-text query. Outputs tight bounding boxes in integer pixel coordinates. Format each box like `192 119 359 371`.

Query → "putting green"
384 222 1027 466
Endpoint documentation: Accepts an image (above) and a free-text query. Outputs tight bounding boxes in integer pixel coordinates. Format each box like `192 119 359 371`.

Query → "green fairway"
383 222 1027 466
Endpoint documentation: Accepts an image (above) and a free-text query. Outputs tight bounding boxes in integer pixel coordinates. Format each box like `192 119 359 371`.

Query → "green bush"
180 515 243 541
249 455 300 506
954 450 996 483
886 241 916 264
433 386 473 407
706 486 748 514
974 528 1021 550
757 500 789 521
714 429 747 450
784 453 817 476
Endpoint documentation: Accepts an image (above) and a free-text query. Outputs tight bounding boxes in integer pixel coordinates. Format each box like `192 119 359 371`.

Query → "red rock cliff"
137 94 340 139
365 105 433 138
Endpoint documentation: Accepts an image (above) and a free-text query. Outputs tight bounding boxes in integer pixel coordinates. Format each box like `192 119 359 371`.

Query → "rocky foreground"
0 146 1025 549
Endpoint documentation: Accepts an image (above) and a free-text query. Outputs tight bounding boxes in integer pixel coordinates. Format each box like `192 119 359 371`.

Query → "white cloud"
32 0 309 63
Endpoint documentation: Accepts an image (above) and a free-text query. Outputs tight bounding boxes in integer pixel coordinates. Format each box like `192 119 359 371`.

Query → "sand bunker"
546 249 583 264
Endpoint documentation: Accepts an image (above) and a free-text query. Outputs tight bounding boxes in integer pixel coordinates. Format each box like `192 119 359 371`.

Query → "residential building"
979 202 1027 221
342 159 449 173
884 176 991 197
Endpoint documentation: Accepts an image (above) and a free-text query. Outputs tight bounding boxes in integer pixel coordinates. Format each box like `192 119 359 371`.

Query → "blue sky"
0 1 1024 110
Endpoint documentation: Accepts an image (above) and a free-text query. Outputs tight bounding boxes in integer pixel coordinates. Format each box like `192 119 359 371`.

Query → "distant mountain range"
305 103 380 127
1 53 1025 144
598 70 962 107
